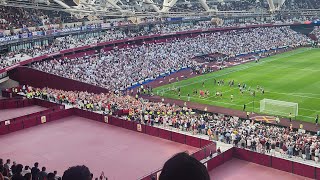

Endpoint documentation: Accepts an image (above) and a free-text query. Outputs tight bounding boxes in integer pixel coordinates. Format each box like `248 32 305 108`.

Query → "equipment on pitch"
260 98 298 117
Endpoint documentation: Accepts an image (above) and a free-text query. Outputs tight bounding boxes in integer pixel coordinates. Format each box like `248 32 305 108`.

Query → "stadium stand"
216 0 269 11
1 2 320 180
0 20 225 70
281 0 319 10
0 6 79 30
30 26 311 91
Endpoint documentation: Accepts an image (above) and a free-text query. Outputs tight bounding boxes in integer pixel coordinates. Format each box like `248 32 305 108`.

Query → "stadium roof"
0 0 318 19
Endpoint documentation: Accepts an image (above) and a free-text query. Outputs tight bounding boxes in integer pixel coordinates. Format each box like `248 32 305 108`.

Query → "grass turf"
154 48 320 123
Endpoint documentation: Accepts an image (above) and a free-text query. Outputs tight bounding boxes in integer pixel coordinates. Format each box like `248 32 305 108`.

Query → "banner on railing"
104 116 109 123
137 124 142 132
4 120 10 125
41 116 47 124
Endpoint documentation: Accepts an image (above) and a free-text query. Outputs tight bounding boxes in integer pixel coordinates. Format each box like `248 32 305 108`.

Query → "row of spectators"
23 85 320 165
30 26 311 91
0 6 79 30
215 0 268 11
1 152 209 180
172 0 319 12
282 0 320 10
0 159 60 180
0 158 113 180
0 16 315 71
155 0 318 12
0 20 231 70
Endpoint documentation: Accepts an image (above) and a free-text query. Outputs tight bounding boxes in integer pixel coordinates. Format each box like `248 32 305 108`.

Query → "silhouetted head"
159 152 210 180
15 164 23 174
62 165 91 180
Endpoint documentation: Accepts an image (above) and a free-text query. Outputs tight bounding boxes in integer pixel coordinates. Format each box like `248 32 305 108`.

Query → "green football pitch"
154 48 320 123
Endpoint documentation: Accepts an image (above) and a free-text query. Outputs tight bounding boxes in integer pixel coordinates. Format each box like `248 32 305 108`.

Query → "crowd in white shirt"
31 26 311 91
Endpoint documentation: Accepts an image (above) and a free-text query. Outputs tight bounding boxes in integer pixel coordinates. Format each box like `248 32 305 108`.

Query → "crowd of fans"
0 159 60 180
0 6 79 30
215 0 268 11
20 85 320 165
0 20 233 70
0 16 315 72
0 0 317 32
311 26 320 41
281 0 320 10
0 159 113 180
30 26 311 91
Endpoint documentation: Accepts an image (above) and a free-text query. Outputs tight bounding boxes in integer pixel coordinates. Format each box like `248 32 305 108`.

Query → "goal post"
260 99 298 117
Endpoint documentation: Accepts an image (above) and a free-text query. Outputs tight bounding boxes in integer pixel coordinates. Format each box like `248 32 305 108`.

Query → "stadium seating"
0 6 79 30
30 26 311 91
0 4 320 180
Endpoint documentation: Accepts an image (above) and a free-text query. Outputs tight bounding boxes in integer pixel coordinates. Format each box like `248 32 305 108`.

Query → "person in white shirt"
21 166 31 176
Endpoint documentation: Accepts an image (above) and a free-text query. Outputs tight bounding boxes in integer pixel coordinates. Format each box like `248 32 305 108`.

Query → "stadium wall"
0 98 68 135
9 67 109 94
290 24 315 35
204 147 319 179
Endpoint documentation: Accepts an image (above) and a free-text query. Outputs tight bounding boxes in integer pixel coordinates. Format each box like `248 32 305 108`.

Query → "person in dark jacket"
62 165 92 180
31 162 40 180
38 167 47 180
11 164 24 180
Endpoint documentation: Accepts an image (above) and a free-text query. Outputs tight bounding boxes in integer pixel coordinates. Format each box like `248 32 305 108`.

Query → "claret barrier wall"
0 98 34 109
204 147 320 180
9 67 109 94
232 148 320 179
0 97 62 110
0 98 67 135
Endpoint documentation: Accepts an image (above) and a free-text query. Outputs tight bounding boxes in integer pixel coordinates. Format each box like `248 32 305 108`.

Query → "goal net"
260 99 298 117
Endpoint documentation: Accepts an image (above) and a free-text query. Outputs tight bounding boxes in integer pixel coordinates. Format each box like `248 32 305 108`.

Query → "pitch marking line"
266 91 320 100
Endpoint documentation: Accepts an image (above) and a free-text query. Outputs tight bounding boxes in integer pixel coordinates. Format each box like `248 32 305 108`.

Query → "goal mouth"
260 98 298 117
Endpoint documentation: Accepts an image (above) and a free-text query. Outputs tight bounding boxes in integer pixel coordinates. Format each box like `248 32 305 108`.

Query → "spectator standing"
38 167 47 180
11 164 24 180
305 145 311 160
11 161 17 175
31 162 40 180
1 166 9 180
22 166 31 176
3 160 10 171
266 140 270 153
